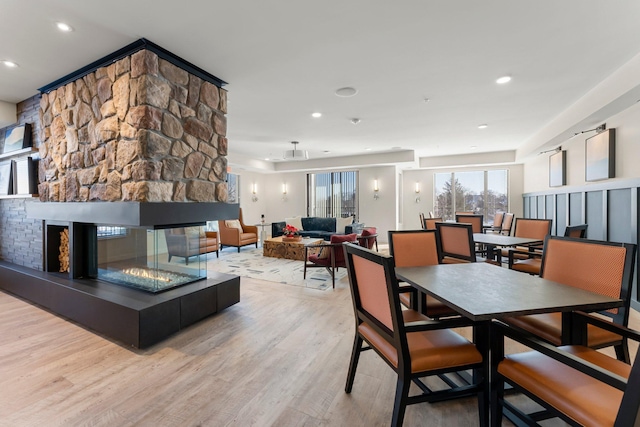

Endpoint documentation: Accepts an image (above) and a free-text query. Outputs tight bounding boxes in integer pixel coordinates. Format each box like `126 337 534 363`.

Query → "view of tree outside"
434 170 508 223
307 171 358 219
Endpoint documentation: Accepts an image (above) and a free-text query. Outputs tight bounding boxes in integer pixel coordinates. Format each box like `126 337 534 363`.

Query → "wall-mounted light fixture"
373 179 380 200
415 182 421 203
282 183 288 201
251 183 258 202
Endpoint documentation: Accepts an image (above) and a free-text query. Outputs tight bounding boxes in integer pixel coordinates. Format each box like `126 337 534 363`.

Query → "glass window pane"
486 170 508 224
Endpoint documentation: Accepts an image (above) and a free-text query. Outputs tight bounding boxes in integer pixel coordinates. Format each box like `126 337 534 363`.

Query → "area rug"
206 248 346 290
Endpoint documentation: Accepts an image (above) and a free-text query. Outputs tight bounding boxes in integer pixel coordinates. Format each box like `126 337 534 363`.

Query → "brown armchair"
218 208 258 252
165 227 218 264
304 233 357 288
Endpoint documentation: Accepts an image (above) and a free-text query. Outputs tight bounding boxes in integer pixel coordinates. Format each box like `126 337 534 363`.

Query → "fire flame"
122 268 173 283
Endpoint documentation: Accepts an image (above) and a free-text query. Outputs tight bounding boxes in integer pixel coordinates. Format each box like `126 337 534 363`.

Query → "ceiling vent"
283 141 309 161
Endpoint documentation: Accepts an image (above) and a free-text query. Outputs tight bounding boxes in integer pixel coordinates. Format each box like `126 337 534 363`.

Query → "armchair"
218 208 258 252
303 233 357 288
165 227 218 264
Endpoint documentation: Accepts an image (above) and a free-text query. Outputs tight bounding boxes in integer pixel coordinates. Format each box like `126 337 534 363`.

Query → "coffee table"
263 236 324 261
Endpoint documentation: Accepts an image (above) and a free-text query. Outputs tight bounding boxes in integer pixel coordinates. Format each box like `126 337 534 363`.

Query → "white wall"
523 101 640 193
402 164 524 228
358 166 397 243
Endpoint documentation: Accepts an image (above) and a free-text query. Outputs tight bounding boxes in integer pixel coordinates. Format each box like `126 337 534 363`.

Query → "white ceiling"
1 0 640 169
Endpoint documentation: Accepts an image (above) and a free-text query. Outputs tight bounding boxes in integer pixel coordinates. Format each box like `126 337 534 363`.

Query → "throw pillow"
336 216 353 233
225 220 242 229
285 216 303 231
184 226 201 239
330 233 357 244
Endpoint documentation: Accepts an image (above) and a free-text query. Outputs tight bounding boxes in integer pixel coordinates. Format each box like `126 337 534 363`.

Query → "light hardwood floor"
0 272 638 427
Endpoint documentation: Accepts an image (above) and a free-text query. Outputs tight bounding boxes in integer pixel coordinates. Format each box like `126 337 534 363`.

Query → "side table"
256 222 271 246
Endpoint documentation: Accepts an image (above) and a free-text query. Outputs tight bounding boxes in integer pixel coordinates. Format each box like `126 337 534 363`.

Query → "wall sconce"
251 183 258 202
373 179 379 200
415 182 421 203
282 183 287 201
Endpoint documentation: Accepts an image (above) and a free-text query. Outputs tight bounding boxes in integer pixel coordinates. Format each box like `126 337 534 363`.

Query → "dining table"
473 233 543 263
395 262 623 426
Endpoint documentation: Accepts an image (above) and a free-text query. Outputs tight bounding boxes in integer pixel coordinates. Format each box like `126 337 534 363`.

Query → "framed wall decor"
549 150 566 187
2 123 33 154
585 128 615 182
0 161 12 195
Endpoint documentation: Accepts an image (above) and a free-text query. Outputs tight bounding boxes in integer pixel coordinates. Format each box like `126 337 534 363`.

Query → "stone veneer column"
38 50 229 203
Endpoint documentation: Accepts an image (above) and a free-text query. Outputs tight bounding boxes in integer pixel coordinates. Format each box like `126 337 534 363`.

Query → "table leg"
474 321 491 427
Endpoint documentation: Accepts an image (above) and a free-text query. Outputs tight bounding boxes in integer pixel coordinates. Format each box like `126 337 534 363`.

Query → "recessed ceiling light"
470 145 478 150
264 158 270 161
2 60 18 68
365 147 372 151
56 22 73 32
335 87 358 97
423 98 430 103
496 75 511 84
350 118 361 125
478 124 488 129
311 112 322 118
323 150 331 154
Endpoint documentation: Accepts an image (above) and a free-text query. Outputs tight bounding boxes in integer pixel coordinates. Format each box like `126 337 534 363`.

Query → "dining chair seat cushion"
498 345 628 427
501 246 539 259
511 258 541 274
358 321 482 374
425 297 459 318
505 313 623 348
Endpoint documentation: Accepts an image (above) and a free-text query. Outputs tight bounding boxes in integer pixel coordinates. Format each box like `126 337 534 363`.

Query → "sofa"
165 227 218 264
272 216 363 240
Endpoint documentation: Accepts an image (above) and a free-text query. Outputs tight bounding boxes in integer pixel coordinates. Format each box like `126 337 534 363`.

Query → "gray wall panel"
569 192 583 229
537 195 545 219
556 194 567 236
608 189 632 244
585 191 604 240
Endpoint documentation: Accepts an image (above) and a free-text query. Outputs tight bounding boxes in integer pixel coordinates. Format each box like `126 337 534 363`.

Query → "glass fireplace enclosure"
97 225 207 293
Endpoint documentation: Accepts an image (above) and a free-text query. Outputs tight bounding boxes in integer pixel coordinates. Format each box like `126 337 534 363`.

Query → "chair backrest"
564 224 588 238
540 235 637 324
492 212 504 228
455 214 483 234
455 211 474 216
388 229 440 267
357 227 377 249
500 213 515 235
428 211 435 218
423 217 443 231
513 218 552 239
330 233 358 267
435 222 476 262
344 243 406 358
419 213 426 229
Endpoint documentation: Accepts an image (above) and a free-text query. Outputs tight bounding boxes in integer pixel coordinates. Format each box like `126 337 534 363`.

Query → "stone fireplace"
0 39 242 347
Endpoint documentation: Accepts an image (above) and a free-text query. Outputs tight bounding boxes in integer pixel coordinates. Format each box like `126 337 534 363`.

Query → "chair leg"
185 256 189 265
615 340 631 364
345 335 363 393
215 250 219 258
168 254 172 262
237 247 240 253
391 377 410 427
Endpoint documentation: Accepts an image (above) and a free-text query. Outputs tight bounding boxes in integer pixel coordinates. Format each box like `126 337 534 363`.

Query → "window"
97 226 127 239
307 171 358 219
434 170 508 223
226 173 239 203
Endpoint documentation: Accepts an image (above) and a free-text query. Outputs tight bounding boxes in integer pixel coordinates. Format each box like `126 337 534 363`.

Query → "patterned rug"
205 247 346 291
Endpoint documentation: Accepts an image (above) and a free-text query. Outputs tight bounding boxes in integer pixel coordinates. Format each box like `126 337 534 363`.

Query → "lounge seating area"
218 208 259 252
164 227 219 264
271 216 361 240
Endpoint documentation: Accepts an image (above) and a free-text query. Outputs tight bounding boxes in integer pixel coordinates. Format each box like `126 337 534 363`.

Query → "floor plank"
0 269 637 426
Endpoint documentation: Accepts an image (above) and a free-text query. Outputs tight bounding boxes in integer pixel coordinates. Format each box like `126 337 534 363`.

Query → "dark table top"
472 233 542 247
395 263 622 322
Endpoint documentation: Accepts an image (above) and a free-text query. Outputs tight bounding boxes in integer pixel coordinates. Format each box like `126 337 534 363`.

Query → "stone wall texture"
0 96 43 269
38 49 229 203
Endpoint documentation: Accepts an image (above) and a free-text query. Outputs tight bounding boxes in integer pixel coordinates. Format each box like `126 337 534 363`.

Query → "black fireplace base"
0 261 240 348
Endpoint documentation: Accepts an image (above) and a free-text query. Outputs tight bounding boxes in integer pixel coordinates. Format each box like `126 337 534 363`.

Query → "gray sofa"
272 217 362 240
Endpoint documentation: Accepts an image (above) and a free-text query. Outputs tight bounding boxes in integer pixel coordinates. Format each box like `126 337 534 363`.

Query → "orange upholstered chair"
482 211 504 233
218 208 258 252
504 235 637 362
388 229 458 318
423 217 443 231
343 243 485 427
500 217 552 261
435 222 477 263
509 224 588 275
455 214 483 234
491 316 640 426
